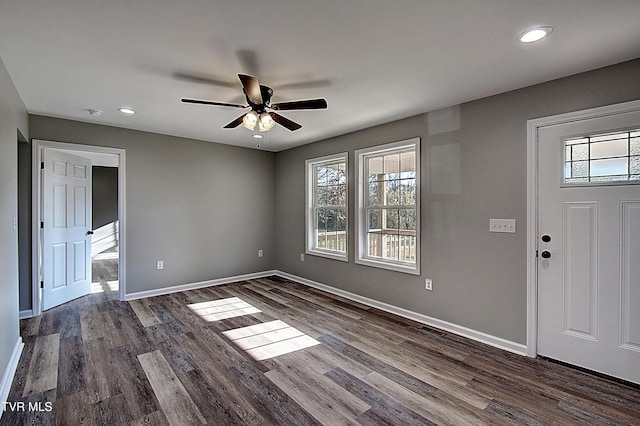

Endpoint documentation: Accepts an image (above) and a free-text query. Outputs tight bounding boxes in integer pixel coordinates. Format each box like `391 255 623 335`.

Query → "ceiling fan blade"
277 79 331 91
271 98 327 111
235 49 259 77
223 114 246 128
181 98 247 109
238 74 263 105
173 72 236 88
271 112 302 131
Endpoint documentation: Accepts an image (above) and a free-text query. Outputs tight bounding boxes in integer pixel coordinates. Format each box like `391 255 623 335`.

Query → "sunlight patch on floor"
106 280 118 292
92 251 119 260
188 297 261 322
222 320 320 361
90 280 119 294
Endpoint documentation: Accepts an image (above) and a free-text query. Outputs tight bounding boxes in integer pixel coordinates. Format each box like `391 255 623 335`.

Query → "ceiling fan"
181 74 327 132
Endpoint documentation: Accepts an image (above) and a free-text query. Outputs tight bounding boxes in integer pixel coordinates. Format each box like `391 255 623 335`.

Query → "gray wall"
92 166 118 229
274 58 640 345
0 57 28 391
29 116 276 294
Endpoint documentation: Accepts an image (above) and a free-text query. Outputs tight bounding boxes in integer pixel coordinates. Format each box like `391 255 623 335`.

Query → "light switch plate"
490 218 516 233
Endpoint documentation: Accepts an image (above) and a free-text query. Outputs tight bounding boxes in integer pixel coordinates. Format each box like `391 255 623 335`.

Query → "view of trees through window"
314 161 347 253
365 150 417 263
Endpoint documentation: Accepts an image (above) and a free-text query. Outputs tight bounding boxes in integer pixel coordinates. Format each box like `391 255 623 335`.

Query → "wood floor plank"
265 354 371 424
83 337 119 403
23 333 60 397
8 266 640 426
7 336 36 401
54 390 91 425
20 314 41 337
56 335 86 398
326 367 435 426
147 324 196 373
362 371 499 426
90 392 134 425
230 360 321 426
109 345 159 419
319 334 439 397
130 410 170 426
129 299 163 327
137 350 206 426
174 333 277 424
173 368 245 425
79 304 103 341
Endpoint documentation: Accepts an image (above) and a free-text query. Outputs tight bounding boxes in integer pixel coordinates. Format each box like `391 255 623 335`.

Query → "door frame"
32 139 126 316
526 99 640 358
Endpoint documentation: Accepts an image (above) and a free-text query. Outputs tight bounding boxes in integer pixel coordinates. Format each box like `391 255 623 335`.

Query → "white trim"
305 152 349 262
1 338 24 418
32 140 126 316
125 270 278 300
276 271 527 356
526 99 640 358
354 138 421 275
18 310 32 320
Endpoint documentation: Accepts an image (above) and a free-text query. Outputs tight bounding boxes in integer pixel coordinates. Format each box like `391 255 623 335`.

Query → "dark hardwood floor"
3 259 640 425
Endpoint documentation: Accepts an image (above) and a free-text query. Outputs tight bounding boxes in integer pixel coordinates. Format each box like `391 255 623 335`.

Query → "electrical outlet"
156 260 164 270
425 279 433 291
258 249 263 258
300 253 305 262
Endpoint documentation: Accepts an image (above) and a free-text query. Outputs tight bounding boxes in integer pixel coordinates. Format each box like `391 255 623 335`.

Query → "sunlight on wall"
188 297 261 322
222 320 320 361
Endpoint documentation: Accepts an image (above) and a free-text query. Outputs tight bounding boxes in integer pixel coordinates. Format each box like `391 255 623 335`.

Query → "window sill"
355 257 419 275
306 249 348 262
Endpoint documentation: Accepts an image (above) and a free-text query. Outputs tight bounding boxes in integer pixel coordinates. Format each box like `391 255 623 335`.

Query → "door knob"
86 230 94 236
541 234 551 243
541 250 551 259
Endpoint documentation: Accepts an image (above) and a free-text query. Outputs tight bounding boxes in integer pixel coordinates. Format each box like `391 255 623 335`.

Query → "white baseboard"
1 338 24 418
19 310 33 320
125 270 278 301
276 271 528 356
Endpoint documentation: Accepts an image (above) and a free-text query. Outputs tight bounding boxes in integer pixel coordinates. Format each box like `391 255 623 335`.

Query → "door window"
564 129 640 184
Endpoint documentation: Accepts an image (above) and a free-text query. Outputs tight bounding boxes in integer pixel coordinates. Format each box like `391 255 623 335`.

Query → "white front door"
42 148 93 310
537 106 640 384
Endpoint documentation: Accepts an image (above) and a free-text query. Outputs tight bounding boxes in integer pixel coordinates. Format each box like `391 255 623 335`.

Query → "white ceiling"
1 1 639 152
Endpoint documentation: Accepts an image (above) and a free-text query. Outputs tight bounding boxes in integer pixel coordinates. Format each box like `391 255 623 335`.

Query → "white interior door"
42 148 93 310
537 108 640 384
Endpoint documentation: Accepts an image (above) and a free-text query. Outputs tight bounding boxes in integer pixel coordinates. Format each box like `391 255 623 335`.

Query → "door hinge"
536 250 539 258
40 221 44 229
41 161 44 169
40 281 44 289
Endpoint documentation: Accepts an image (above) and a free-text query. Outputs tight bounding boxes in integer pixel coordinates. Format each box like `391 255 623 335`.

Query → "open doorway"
17 132 31 318
90 164 119 298
32 140 126 316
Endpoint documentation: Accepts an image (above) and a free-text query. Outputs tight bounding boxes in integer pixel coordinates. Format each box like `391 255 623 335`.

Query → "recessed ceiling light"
118 107 136 115
252 134 263 139
518 26 553 43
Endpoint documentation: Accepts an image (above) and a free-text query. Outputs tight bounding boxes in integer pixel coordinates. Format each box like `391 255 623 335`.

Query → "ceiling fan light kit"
182 73 327 135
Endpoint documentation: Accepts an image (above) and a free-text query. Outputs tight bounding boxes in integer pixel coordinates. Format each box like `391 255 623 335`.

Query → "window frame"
562 128 640 187
305 152 349 262
355 138 420 275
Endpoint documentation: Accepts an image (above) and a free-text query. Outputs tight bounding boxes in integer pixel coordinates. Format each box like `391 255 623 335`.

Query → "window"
564 129 640 184
356 138 420 274
305 153 348 261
